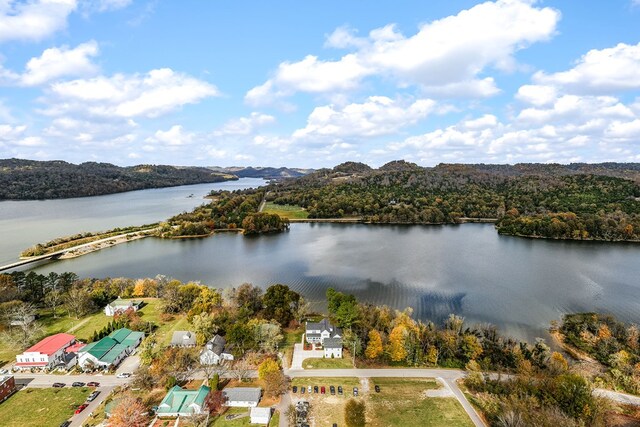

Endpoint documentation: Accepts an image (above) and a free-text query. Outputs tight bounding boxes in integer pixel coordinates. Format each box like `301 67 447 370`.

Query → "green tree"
262 284 300 326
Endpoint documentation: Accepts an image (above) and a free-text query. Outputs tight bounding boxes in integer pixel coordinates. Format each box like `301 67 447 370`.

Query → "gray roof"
223 387 262 404
171 331 196 346
306 333 321 339
205 334 227 356
323 337 343 349
306 318 333 332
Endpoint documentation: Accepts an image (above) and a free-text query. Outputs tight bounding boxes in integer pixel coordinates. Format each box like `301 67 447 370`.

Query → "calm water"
2 182 639 340
0 178 264 265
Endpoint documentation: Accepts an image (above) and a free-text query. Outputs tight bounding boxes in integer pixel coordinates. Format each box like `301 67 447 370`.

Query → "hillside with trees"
264 161 640 241
0 158 238 200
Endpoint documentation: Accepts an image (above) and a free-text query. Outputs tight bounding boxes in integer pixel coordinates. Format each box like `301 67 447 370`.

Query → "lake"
2 182 640 341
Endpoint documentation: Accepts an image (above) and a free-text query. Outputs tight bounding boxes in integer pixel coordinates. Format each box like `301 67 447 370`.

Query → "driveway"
69 385 116 427
290 343 324 370
116 354 140 375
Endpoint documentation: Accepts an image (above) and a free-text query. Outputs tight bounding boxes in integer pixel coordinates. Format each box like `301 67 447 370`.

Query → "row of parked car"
57 384 102 426
292 384 380 396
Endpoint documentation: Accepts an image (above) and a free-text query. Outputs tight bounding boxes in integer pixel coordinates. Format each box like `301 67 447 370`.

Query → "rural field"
263 202 309 219
0 388 90 427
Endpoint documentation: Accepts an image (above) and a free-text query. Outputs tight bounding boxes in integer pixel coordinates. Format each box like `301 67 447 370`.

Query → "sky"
1 0 640 168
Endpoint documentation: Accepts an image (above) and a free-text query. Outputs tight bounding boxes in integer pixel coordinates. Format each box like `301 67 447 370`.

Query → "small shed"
250 407 272 425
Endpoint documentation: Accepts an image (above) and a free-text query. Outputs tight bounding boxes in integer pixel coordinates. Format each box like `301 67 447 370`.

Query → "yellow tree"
132 279 146 297
365 330 383 359
258 358 280 380
387 325 407 362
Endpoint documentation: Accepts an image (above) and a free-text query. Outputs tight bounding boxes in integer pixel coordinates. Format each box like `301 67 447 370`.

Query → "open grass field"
263 202 309 219
281 327 303 368
0 388 90 427
211 407 279 427
303 356 354 369
368 378 473 427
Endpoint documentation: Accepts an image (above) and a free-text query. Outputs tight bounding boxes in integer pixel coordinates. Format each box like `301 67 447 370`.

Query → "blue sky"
1 0 640 168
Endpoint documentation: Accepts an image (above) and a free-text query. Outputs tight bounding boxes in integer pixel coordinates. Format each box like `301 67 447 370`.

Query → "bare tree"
200 360 228 381
0 301 42 348
44 289 64 318
231 358 252 382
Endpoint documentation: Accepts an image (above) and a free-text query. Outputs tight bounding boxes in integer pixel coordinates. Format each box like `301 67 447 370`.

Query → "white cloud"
246 0 559 104
293 96 436 140
94 0 132 11
46 68 220 118
517 95 634 125
534 42 640 94
516 84 557 106
20 41 99 86
0 0 78 44
147 125 194 146
213 112 275 136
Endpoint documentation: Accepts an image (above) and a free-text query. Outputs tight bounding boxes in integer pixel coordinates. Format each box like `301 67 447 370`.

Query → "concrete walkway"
290 343 324 370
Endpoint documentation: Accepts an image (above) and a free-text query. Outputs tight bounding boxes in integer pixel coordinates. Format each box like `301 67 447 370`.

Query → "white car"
0 369 8 375
116 372 132 378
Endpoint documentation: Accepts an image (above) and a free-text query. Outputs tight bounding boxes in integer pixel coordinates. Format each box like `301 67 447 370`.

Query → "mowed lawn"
0 388 90 427
263 202 309 219
303 356 354 369
211 407 279 427
368 378 474 427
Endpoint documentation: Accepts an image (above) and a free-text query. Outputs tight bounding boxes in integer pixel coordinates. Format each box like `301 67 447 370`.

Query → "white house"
200 335 234 365
223 387 262 407
250 407 272 425
305 318 342 345
323 337 343 358
15 333 76 370
104 299 141 316
171 331 197 347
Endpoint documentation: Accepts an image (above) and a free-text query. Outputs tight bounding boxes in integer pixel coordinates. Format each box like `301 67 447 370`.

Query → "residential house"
104 299 141 316
323 337 343 358
305 319 342 345
250 407 272 425
78 328 144 370
222 387 262 407
15 333 76 370
0 376 16 403
199 335 234 365
170 331 197 347
156 385 211 417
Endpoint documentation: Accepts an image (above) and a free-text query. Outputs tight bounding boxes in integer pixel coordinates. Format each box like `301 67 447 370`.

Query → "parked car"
59 421 71 427
292 386 298 393
337 386 343 395
375 385 381 393
87 390 101 402
313 386 319 394
87 381 100 387
52 382 65 388
0 369 8 375
72 382 85 387
321 386 326 394
300 386 305 394
116 372 131 378
353 387 358 396
307 385 312 393
330 385 335 395
74 404 88 414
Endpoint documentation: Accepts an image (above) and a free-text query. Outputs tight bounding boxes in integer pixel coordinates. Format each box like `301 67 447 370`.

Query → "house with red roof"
15 333 76 370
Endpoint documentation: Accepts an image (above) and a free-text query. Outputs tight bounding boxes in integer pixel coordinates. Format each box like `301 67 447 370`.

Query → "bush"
344 399 366 427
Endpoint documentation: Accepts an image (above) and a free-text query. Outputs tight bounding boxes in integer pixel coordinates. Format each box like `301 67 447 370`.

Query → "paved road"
594 388 640 406
69 385 115 427
13 372 129 388
284 368 486 427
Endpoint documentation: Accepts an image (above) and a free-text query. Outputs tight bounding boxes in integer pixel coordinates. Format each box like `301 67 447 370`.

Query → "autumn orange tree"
109 395 148 427
365 329 383 359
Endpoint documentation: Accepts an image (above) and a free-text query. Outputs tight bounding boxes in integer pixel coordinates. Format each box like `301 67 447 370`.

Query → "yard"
0 387 90 427
302 356 354 369
263 202 309 219
211 407 279 427
367 378 474 427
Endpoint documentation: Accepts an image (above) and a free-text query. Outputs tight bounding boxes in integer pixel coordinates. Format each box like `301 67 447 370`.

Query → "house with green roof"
78 328 145 370
156 385 211 418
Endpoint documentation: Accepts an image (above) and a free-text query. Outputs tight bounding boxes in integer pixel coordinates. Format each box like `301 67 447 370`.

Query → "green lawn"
263 202 309 219
291 377 361 388
303 357 354 369
211 406 279 427
0 388 90 427
368 378 473 427
281 327 303 368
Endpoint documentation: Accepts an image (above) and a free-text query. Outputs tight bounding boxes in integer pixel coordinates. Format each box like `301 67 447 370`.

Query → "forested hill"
266 161 640 241
0 158 238 200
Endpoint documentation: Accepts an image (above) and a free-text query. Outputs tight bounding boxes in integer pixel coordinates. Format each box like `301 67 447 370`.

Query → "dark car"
321 386 326 394
52 382 65 388
301 386 305 394
353 387 358 396
59 422 71 427
337 386 343 395
87 390 101 402
313 386 319 394
292 386 298 393
72 381 85 387
74 403 88 414
375 385 381 393
330 385 335 395
87 381 100 387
